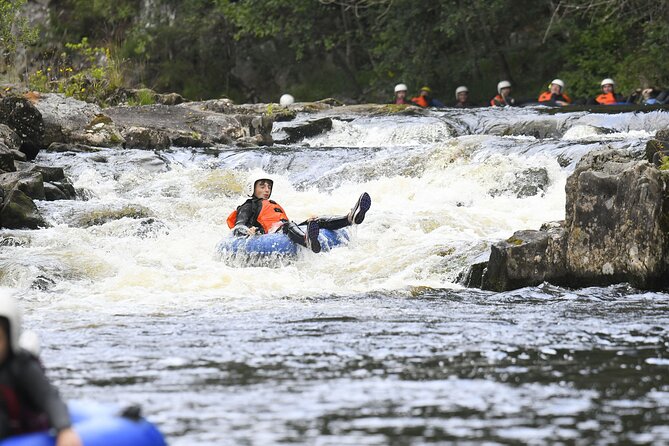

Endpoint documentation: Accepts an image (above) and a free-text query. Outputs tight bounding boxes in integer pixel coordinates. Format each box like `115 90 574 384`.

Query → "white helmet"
497 80 512 94
394 83 408 93
279 94 295 106
601 78 615 87
455 86 469 98
551 79 565 90
247 178 274 198
0 291 22 353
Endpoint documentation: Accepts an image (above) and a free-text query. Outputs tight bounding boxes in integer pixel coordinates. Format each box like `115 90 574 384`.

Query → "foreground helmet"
279 94 295 106
394 83 408 93
551 79 565 90
455 86 469 98
497 80 512 94
0 291 22 353
248 178 274 198
601 78 615 87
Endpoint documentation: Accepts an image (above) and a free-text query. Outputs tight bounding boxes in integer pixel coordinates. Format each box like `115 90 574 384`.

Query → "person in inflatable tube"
227 178 371 253
0 292 81 446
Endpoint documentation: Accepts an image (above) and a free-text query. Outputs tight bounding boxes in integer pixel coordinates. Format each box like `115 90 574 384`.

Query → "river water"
2 106 669 445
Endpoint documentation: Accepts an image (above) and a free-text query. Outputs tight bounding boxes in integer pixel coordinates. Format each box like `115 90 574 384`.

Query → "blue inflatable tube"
0 402 166 446
217 228 349 263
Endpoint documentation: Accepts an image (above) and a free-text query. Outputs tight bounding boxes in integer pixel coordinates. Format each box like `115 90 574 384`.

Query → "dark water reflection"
32 285 669 445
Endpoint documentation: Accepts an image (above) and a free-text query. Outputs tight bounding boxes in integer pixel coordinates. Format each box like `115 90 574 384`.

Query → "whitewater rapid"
2 106 668 445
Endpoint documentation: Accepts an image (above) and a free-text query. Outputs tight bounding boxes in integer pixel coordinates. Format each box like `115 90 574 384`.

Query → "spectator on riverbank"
593 78 625 105
411 86 445 108
0 293 81 446
538 79 572 106
490 81 516 107
453 86 475 107
391 84 412 105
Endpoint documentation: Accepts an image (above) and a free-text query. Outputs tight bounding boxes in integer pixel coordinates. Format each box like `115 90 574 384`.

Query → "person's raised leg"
282 221 321 253
348 192 371 224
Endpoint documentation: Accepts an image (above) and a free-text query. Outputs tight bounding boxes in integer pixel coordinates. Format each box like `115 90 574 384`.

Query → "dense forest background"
1 0 668 104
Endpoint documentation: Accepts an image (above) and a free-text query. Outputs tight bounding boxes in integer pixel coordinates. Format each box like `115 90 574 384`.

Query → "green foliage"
28 38 123 105
127 88 156 106
21 0 669 103
659 156 669 171
0 0 37 72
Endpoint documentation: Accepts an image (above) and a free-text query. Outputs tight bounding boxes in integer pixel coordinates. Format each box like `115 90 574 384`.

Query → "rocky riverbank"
468 130 669 291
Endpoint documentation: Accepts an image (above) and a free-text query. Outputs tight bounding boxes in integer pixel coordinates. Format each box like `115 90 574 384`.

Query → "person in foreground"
0 292 81 446
228 179 371 253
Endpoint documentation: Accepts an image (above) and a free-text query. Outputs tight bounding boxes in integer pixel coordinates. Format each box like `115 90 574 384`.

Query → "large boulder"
0 97 45 155
278 118 333 144
481 224 568 292
0 188 46 229
105 103 274 147
121 126 171 150
564 149 669 288
32 93 123 147
0 171 45 200
15 162 76 200
480 148 669 291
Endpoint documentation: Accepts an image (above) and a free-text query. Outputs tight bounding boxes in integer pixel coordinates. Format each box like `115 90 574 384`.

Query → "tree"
0 0 37 76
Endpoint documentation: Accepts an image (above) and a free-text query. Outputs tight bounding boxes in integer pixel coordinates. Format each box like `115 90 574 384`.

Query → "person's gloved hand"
232 225 257 237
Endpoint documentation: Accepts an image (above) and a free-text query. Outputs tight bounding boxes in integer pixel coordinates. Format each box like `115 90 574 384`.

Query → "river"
2 106 669 445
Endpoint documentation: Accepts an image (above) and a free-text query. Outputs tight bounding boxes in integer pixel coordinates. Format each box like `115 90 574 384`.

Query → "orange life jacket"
490 94 506 106
538 91 572 103
595 92 617 105
411 96 429 107
227 199 289 234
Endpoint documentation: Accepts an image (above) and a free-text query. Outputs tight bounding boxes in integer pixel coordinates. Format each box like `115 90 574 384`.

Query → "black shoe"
349 192 371 224
305 220 321 253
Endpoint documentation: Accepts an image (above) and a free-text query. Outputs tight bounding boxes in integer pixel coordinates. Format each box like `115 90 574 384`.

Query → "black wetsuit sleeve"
233 199 262 236
16 355 71 432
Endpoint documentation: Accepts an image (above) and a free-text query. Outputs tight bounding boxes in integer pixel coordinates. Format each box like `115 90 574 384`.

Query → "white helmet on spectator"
551 79 565 90
455 86 469 98
601 78 615 87
394 83 408 93
497 80 512 94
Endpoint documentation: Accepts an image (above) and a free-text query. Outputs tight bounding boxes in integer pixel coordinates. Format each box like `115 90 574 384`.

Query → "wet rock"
105 103 274 147
482 148 669 291
15 163 66 182
0 171 45 200
0 97 45 151
32 93 122 147
280 118 333 143
0 188 46 229
31 275 56 291
0 143 17 172
43 182 68 201
71 204 153 228
645 129 669 165
134 218 169 238
481 225 567 292
564 149 669 288
457 261 488 288
46 142 102 153
489 168 550 198
121 126 171 150
0 124 21 152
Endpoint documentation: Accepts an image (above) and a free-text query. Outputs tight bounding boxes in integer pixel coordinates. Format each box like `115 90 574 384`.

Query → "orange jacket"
227 199 289 234
595 92 619 105
538 91 572 103
411 96 429 107
490 94 507 106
